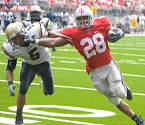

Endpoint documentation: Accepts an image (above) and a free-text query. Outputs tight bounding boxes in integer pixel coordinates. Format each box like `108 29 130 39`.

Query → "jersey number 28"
80 33 106 58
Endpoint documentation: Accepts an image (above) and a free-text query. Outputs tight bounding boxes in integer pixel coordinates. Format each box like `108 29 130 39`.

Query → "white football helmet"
74 5 93 29
30 5 41 21
5 22 28 47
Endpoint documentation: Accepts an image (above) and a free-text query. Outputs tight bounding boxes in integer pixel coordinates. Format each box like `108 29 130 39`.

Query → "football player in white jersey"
2 22 58 125
6 5 57 97
22 5 56 51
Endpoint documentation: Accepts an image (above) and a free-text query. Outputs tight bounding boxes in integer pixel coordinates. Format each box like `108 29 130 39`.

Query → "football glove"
24 38 36 44
106 28 124 42
9 84 16 96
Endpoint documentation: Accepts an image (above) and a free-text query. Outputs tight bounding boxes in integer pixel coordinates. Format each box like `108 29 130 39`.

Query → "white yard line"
0 79 145 96
0 61 145 77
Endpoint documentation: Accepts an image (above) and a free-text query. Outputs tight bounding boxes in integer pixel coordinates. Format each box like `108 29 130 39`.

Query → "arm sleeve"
104 16 111 32
60 28 72 43
2 42 17 59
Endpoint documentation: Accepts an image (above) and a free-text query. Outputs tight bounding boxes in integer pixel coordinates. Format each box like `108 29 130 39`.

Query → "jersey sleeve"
104 16 111 31
2 42 17 60
60 28 73 42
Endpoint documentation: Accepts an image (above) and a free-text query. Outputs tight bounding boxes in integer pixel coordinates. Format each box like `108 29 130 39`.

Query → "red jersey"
61 16 113 73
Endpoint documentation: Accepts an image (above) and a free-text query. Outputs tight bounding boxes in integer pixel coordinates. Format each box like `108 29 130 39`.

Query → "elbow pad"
7 59 17 71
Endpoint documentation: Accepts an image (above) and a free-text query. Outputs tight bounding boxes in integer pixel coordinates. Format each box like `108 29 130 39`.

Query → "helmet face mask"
11 32 28 47
76 16 92 29
74 6 93 29
30 5 41 22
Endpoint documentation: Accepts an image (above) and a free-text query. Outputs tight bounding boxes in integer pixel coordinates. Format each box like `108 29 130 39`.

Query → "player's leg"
107 60 145 125
15 62 35 125
36 72 43 85
52 47 56 52
108 60 132 100
89 65 114 97
37 61 54 95
6 59 17 96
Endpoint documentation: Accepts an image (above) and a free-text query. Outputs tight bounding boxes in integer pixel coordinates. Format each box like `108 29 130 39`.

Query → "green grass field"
0 34 145 125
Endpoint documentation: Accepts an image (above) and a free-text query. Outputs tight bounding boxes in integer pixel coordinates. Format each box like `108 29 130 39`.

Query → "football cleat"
15 117 23 125
126 87 133 100
135 116 145 125
15 110 23 125
9 84 16 96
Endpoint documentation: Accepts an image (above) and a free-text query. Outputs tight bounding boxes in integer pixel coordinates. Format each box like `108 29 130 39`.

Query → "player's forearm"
36 38 68 47
35 38 55 47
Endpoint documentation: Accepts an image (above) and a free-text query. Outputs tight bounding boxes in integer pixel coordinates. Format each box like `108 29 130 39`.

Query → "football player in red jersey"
25 5 145 125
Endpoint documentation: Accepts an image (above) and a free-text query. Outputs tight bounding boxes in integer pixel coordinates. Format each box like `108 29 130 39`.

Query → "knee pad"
108 96 121 106
112 81 127 99
115 87 127 98
93 82 113 96
93 83 106 95
19 83 28 95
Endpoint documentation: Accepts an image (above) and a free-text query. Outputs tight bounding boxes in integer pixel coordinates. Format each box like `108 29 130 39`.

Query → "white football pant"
89 60 127 106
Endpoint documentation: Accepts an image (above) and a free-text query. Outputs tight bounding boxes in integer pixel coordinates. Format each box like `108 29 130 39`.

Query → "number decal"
28 47 40 60
93 33 106 53
80 38 96 58
80 33 106 59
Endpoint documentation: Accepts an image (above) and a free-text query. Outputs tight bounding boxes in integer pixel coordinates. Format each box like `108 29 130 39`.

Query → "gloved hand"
106 28 124 42
24 38 36 44
9 84 16 96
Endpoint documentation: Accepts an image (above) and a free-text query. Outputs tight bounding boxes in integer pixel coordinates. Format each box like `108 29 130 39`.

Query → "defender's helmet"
74 5 93 29
30 5 41 22
5 22 29 47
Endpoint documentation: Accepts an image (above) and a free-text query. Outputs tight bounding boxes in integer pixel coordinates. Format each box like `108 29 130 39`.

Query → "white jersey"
2 22 51 65
22 17 51 31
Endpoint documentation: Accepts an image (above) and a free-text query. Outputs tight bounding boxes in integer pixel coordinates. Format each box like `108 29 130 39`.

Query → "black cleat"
15 119 23 125
135 116 145 125
126 87 133 100
15 114 23 125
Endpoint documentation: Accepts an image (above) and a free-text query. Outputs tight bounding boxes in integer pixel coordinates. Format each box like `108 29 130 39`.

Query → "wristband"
35 39 40 44
8 81 13 85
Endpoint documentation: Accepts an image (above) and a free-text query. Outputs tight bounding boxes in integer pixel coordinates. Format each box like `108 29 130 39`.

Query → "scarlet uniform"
61 16 113 73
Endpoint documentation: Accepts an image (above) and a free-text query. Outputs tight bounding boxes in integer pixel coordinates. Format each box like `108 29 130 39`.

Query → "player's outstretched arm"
106 28 124 42
24 37 69 48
